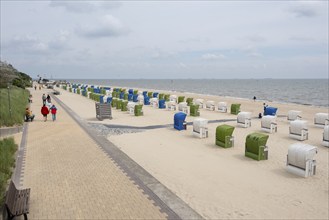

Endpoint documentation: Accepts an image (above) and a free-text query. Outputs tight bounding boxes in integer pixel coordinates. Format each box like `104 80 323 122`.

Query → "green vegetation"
0 87 30 127
0 137 18 206
0 61 32 89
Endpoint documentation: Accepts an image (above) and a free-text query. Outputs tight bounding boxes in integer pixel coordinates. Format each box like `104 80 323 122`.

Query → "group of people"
41 93 57 122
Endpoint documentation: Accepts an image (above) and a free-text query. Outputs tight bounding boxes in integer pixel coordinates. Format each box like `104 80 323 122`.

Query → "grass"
0 137 18 206
0 87 30 127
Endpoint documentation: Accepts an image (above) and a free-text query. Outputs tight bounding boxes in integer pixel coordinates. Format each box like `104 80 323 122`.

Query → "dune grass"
0 87 30 127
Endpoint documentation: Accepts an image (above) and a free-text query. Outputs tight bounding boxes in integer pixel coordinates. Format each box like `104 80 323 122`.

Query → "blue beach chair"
133 94 138 102
174 112 187 131
264 107 278 116
144 96 150 105
159 99 166 109
128 94 133 101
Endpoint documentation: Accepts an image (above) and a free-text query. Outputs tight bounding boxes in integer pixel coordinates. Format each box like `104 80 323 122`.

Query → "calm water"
67 79 328 107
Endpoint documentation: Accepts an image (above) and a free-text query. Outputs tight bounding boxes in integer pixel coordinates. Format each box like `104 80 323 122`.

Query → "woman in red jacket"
41 104 49 122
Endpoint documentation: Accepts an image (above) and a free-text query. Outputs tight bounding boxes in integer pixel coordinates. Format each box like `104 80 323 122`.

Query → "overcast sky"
1 1 328 79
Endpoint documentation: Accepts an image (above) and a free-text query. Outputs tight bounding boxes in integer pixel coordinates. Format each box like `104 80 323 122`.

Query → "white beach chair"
205 101 215 111
170 95 177 103
217 102 227 113
102 95 108 103
288 110 302 121
167 101 176 111
178 102 189 114
137 94 144 104
194 99 204 109
261 115 277 133
105 90 111 96
286 143 317 177
87 92 92 99
237 112 252 128
193 118 208 138
289 120 308 141
127 102 136 115
314 113 329 127
150 98 158 108
323 125 329 147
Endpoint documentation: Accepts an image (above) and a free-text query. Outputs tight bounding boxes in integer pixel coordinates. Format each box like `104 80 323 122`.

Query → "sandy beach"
54 86 328 219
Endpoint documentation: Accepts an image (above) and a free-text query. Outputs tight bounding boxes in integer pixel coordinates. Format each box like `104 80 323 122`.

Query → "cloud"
201 53 226 60
49 1 121 13
77 15 129 38
288 2 323 18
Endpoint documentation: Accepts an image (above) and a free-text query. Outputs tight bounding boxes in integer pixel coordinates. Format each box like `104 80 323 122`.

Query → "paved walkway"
16 86 180 219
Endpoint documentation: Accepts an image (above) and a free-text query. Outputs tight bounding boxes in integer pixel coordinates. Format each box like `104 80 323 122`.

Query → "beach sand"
54 86 328 219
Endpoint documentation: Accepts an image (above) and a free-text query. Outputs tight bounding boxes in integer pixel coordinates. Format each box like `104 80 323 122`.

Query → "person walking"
50 104 57 121
42 94 46 105
41 104 49 122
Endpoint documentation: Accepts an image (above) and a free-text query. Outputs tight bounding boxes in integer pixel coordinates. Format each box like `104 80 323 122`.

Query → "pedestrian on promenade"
34 85 37 90
41 104 49 122
28 95 33 103
42 94 46 105
50 104 57 121
46 94 51 103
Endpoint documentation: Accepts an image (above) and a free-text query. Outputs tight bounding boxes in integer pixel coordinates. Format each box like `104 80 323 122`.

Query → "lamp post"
7 83 12 120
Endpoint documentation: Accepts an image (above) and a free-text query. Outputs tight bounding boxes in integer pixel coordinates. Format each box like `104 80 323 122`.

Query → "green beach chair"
121 100 128 111
134 104 143 116
124 93 128 100
230 104 241 115
111 98 117 108
116 99 122 110
245 133 269 161
164 94 170 101
133 90 138 95
148 92 153 98
178 96 185 103
190 104 200 117
216 125 235 148
186 97 194 106
159 93 164 100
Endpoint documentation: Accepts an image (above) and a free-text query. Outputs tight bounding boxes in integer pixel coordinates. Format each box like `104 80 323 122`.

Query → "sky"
1 1 328 79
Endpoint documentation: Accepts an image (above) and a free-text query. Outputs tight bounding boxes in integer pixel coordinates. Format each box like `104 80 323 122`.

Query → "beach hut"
323 125 329 147
245 133 269 161
289 120 308 141
217 102 227 113
230 104 241 115
216 124 235 148
121 100 128 111
150 98 158 108
170 95 177 103
167 101 176 111
178 96 185 104
174 112 187 131
264 107 278 116
190 104 200 117
205 101 215 111
237 112 252 128
194 99 204 108
186 98 194 106
261 115 277 133
178 102 189 114
128 102 136 115
286 143 317 177
137 94 144 104
159 99 166 109
144 96 150 105
288 110 302 121
314 113 329 127
134 104 143 116
193 118 208 138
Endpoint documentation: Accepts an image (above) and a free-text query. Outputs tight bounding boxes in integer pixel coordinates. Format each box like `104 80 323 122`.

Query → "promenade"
14 86 197 219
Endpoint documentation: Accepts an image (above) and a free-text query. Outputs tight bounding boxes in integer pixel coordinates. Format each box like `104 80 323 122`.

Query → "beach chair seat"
167 101 176 111
323 125 329 147
178 96 185 104
288 110 302 121
216 124 235 148
193 118 208 138
178 102 189 114
158 99 166 109
230 104 241 115
314 113 329 127
194 99 204 108
190 104 200 117
217 102 227 113
174 112 187 131
150 98 159 108
264 107 278 116
289 120 308 141
127 102 136 115
205 101 215 111
170 95 177 103
186 98 193 106
261 115 277 133
237 112 252 128
134 104 143 116
286 143 317 177
245 133 269 161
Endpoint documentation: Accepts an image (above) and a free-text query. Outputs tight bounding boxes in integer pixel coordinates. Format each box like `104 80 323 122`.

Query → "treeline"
0 61 32 89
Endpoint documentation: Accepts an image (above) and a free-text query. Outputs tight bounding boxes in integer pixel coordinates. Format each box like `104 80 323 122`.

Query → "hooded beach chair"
167 101 176 111
159 99 166 109
264 107 278 116
106 97 112 104
153 92 159 98
170 95 177 103
128 94 133 101
127 102 136 115
150 98 159 108
314 113 329 127
190 104 200 117
164 94 170 101
245 133 269 161
261 115 277 133
148 92 153 98
174 112 187 131
194 99 204 108
143 91 148 96
158 93 164 100
193 118 208 138
123 93 128 100
128 89 134 94
286 143 317 177
289 120 308 141
215 124 235 148
100 95 104 104
119 92 125 100
116 99 122 110
178 102 189 114
186 98 193 106
111 98 118 108
133 94 138 102
205 101 215 111
144 96 150 105
237 112 252 128
133 90 138 95
288 110 302 121
121 100 128 111
134 104 143 116
230 104 241 115
178 96 185 104
217 102 227 113
137 94 144 104
323 125 329 147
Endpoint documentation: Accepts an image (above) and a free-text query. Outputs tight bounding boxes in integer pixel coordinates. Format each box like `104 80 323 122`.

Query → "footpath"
14 86 181 219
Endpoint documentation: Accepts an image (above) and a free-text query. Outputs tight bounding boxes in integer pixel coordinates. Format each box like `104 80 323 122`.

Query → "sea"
66 79 329 108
